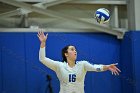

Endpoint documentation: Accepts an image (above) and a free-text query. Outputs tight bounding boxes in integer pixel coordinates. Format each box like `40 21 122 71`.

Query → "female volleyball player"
37 31 121 93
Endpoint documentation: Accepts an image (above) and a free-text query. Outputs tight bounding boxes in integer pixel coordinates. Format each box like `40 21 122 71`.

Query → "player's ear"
65 53 68 57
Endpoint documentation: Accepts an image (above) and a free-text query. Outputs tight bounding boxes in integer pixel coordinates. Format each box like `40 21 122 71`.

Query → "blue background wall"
120 32 135 93
0 31 139 93
0 33 2 93
130 32 140 93
0 33 26 93
120 31 140 93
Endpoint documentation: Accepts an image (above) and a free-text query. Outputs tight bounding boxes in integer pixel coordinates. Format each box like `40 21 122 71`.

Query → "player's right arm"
38 30 59 71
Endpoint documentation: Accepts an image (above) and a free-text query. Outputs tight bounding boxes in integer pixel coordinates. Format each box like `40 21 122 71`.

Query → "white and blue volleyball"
94 8 110 24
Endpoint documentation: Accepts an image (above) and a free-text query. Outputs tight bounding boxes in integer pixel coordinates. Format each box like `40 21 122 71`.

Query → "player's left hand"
108 63 121 75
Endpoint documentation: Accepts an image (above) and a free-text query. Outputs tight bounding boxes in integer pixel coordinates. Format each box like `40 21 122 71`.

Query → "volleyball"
94 8 110 24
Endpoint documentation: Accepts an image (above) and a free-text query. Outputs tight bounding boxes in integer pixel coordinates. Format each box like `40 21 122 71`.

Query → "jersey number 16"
69 74 76 82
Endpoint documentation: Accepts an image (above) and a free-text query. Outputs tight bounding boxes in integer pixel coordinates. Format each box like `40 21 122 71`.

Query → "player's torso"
56 61 86 83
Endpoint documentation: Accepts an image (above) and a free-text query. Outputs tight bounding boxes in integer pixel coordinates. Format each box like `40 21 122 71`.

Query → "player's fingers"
114 63 118 65
42 30 46 36
39 29 44 35
113 65 121 72
111 71 114 75
40 29 43 34
41 29 45 34
115 70 119 75
112 63 118 66
38 30 41 36
111 69 117 75
110 69 117 75
116 67 121 72
112 71 116 75
114 72 116 75
38 32 41 37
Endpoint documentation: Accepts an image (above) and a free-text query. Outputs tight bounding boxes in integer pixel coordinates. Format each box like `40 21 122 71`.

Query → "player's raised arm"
37 30 59 71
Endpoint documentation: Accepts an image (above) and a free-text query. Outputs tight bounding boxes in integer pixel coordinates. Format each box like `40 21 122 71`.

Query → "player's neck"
67 59 75 68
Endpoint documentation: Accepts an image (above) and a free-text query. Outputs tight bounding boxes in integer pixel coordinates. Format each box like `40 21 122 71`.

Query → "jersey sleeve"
83 61 104 72
39 47 59 72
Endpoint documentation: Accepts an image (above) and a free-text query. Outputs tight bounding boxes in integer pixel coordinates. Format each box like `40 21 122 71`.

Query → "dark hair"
62 45 71 62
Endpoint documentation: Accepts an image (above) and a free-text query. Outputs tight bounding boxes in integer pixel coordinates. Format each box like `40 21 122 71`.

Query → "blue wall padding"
130 32 140 93
120 31 140 93
120 32 135 93
0 34 2 93
2 31 140 93
0 33 26 93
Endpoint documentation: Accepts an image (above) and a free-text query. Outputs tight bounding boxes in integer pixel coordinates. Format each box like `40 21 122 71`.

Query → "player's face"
66 46 77 61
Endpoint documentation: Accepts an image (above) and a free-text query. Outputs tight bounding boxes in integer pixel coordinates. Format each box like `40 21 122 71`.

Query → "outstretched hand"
37 29 48 43
108 63 121 75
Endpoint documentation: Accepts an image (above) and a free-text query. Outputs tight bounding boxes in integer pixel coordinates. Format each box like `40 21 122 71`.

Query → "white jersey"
39 47 105 93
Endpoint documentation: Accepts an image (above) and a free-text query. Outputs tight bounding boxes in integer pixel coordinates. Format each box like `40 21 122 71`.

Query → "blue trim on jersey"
96 68 101 72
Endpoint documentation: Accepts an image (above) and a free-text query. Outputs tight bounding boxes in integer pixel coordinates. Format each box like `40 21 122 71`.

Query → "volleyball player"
37 31 121 93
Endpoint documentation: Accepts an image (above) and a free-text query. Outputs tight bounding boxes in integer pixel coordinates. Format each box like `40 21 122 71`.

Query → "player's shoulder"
58 61 65 65
58 61 68 66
